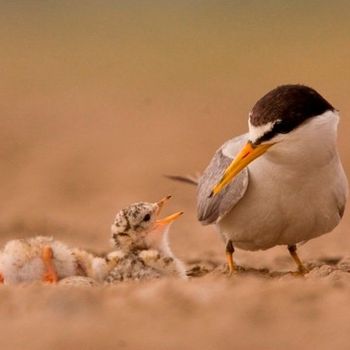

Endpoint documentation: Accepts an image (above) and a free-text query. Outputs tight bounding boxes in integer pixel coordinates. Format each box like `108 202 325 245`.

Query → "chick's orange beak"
210 141 273 197
154 195 183 226
155 211 184 226
156 195 172 214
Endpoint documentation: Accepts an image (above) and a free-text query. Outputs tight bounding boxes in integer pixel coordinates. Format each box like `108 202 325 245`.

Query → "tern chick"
108 196 186 281
0 237 121 285
0 236 76 284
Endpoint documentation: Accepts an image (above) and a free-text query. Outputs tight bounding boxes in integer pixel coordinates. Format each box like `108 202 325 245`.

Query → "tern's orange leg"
226 240 237 276
288 245 308 275
42 246 58 283
0 273 4 284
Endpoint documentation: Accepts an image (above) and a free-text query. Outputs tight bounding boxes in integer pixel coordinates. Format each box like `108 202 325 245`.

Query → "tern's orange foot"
297 265 309 275
226 265 238 277
288 245 308 277
41 246 58 284
226 240 237 276
292 265 309 276
289 269 308 278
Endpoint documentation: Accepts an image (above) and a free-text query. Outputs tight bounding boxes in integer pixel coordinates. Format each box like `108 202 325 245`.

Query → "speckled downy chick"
109 196 187 280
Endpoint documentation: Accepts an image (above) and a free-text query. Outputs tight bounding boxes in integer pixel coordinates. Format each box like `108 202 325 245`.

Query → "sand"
1 249 350 350
1 270 350 350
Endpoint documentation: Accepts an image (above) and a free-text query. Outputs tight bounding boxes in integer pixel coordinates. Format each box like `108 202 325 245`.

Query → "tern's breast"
218 151 347 251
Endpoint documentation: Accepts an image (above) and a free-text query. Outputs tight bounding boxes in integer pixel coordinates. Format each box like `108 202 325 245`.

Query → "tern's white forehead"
248 115 281 144
248 110 338 144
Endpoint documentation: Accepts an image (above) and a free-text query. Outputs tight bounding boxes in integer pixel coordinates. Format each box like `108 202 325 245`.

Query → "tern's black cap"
250 85 335 144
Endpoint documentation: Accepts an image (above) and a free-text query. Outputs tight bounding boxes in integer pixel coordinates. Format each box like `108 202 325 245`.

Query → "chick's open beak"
210 141 273 197
155 211 184 226
154 195 183 226
156 195 172 214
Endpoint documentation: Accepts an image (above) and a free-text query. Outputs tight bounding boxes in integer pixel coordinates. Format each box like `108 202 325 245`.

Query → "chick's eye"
143 214 151 222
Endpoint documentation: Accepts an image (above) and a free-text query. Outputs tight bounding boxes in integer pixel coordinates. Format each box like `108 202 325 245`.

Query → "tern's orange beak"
210 141 273 197
155 211 184 226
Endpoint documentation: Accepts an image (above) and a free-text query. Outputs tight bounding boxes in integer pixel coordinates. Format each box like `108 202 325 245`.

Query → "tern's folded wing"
197 134 249 225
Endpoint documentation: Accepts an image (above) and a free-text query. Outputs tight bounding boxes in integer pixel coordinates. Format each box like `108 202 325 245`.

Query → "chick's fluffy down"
0 236 77 284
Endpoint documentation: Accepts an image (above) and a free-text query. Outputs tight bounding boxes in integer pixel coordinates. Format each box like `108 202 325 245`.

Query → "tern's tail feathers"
164 173 199 186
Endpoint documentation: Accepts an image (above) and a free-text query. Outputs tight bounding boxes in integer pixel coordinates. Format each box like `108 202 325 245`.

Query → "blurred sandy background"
1 1 350 349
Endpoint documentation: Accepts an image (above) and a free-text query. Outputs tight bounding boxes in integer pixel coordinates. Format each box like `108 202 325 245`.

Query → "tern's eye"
143 214 151 222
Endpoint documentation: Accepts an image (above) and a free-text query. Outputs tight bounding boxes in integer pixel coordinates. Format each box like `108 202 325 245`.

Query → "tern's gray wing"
197 134 249 225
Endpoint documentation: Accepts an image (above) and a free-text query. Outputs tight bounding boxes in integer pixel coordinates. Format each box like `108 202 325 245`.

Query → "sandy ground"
2 271 350 350
1 2 350 349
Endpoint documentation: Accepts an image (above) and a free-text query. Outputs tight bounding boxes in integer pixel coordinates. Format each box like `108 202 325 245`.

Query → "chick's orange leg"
42 246 58 283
